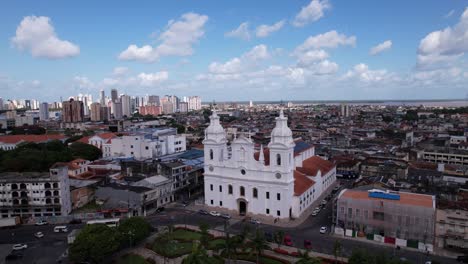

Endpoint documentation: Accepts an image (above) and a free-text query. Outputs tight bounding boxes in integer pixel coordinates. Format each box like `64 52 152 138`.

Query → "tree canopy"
69 141 102 160
117 217 151 247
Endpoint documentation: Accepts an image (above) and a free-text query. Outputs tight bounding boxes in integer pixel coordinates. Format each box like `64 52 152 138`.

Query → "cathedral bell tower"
203 110 227 166
268 109 295 174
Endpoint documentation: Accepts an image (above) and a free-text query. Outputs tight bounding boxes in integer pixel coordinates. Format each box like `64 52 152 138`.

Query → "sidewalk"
185 182 338 228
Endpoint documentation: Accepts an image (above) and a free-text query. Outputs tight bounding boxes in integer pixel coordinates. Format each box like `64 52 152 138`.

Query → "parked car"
221 213 231 219
181 201 189 207
457 255 468 263
5 252 23 261
321 199 327 205
35 220 48 226
314 207 321 212
210 211 221 217
249 219 261 224
34 232 44 238
283 235 293 246
69 219 82 224
198 209 209 215
304 240 312 249
12 244 27 250
320 226 327 234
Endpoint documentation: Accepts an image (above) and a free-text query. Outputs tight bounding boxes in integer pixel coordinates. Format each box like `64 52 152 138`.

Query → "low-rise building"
436 201 468 250
335 188 435 251
0 166 71 219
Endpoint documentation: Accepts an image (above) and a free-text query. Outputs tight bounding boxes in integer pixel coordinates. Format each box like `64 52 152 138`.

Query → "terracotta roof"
341 189 434 208
0 134 67 144
294 170 315 196
297 156 334 177
253 148 270 165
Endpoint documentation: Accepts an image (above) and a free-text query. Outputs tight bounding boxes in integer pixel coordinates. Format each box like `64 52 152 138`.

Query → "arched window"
54 198 60 204
53 183 58 188
210 149 214 160
276 154 281 166
45 191 51 197
44 183 51 189
240 186 245 196
11 184 18 190
253 188 258 198
20 183 26 189
228 185 233 194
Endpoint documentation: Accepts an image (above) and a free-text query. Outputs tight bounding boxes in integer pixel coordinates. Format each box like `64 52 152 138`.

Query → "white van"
54 226 68 233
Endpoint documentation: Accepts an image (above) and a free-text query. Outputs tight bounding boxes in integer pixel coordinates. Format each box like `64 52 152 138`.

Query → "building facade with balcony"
0 166 71 219
436 203 468 250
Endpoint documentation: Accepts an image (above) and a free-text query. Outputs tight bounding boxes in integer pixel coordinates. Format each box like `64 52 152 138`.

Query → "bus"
86 218 120 228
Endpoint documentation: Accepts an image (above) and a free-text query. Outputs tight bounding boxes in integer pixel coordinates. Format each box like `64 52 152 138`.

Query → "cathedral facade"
203 110 336 219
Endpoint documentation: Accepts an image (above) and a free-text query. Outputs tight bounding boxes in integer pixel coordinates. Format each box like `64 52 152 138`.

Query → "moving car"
321 199 327 205
35 220 48 226
320 226 327 234
283 235 293 246
54 226 68 233
12 244 27 250
220 213 231 219
198 209 209 215
34 231 44 238
249 219 261 224
210 211 221 217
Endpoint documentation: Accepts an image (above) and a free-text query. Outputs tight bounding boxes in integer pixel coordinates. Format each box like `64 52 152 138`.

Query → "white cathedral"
203 110 337 220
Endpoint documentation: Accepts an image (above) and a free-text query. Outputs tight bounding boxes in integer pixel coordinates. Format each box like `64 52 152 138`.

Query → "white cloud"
225 22 251 40
312 60 339 75
208 45 271 74
343 63 391 82
295 31 356 54
119 12 208 62
256 20 285 38
73 76 94 89
369 40 392 55
137 72 169 86
417 8 468 68
445 9 455 18
293 0 330 27
11 16 79 59
296 49 329 67
113 67 129 76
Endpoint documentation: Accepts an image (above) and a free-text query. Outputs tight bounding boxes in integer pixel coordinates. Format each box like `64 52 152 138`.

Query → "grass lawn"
116 254 149 264
207 238 226 250
152 240 193 258
170 229 203 241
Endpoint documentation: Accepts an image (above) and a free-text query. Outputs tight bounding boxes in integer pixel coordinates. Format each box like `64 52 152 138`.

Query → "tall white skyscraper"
187 96 202 111
121 94 131 117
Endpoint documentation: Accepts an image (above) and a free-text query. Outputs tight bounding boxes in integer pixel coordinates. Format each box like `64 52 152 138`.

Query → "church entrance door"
239 201 247 216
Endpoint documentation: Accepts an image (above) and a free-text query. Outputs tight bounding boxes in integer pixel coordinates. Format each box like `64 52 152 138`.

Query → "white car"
34 232 44 238
320 226 327 234
249 219 261 224
12 244 27 250
321 200 327 205
210 211 221 217
35 220 48 226
314 207 321 212
311 210 319 216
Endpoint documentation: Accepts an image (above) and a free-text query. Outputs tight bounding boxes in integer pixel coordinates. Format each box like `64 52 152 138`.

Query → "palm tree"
274 230 284 249
183 242 209 264
333 239 342 263
198 222 210 249
221 235 239 264
250 230 269 264
296 250 321 264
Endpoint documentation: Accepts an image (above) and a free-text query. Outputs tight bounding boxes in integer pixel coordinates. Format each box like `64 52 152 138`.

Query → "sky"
0 0 468 102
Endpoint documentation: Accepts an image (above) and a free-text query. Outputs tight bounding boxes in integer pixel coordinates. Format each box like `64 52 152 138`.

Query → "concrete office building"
62 99 84 123
39 102 49 121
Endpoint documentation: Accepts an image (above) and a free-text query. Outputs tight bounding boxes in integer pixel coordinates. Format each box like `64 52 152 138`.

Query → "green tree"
274 230 284 249
249 230 269 264
220 235 239 264
69 141 102 160
348 249 369 264
118 217 151 247
198 222 210 248
333 239 342 263
296 250 321 264
183 242 209 264
69 224 120 264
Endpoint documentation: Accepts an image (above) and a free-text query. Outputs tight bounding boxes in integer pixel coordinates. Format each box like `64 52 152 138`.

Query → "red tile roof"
297 156 334 177
294 170 315 196
0 134 67 144
253 148 270 165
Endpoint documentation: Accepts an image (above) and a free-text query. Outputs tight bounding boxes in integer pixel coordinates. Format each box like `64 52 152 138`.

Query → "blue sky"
0 0 467 102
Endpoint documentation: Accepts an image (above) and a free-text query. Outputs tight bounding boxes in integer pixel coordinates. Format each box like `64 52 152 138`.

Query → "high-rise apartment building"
90 102 102 121
111 89 118 103
100 106 110 121
179 102 188 113
121 94 131 117
147 95 160 106
62 99 84 123
39 102 49 121
100 90 105 105
112 102 123 119
187 96 202 111
162 101 174 114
